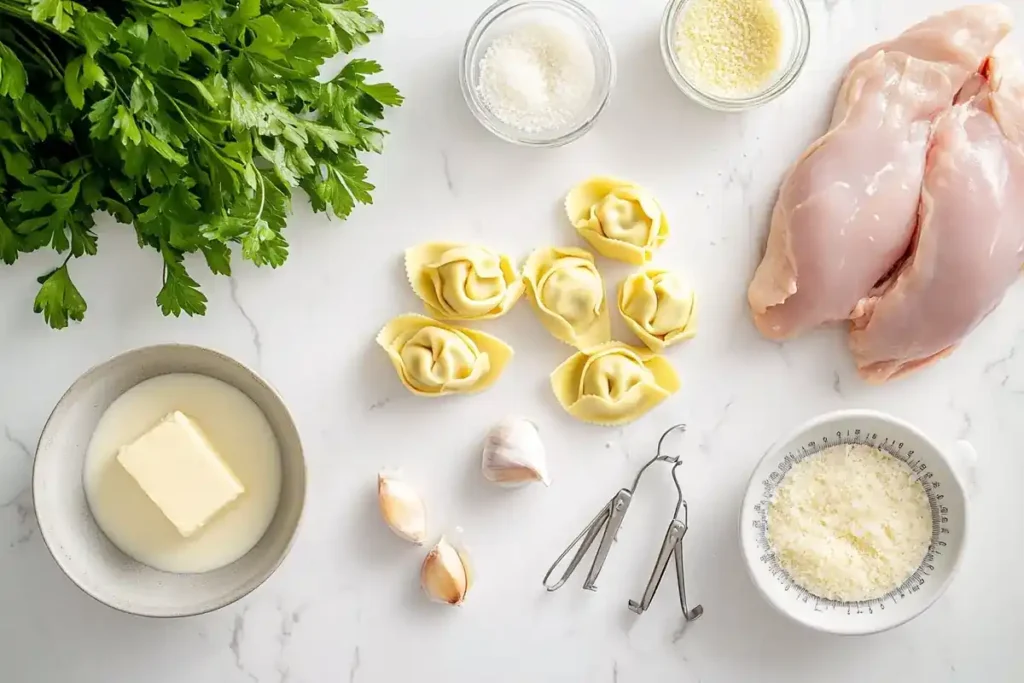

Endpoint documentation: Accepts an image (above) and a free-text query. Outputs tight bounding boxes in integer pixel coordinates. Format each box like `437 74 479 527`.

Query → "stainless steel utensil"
542 424 703 622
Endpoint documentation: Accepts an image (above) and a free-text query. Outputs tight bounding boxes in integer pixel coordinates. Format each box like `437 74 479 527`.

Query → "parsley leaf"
0 43 27 98
202 241 231 276
74 12 115 55
320 0 383 51
157 243 207 317
0 218 19 264
33 264 86 328
29 0 83 33
151 1 211 28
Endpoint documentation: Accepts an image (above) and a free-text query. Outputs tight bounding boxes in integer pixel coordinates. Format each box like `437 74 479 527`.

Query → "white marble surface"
2 0 1023 680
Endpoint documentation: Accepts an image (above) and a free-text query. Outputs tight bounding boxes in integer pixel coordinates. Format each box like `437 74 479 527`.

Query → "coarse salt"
476 14 596 134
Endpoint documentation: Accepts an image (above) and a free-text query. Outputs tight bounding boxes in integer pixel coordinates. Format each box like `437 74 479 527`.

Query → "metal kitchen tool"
542 424 703 622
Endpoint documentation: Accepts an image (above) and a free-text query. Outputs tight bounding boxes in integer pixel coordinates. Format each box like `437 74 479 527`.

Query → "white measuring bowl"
740 409 971 635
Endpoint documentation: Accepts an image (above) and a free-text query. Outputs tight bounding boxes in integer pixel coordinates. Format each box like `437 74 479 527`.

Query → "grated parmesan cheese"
476 14 596 134
674 0 785 97
767 444 932 602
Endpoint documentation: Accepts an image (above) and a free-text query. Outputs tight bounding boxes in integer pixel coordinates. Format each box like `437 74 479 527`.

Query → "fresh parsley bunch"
0 0 401 328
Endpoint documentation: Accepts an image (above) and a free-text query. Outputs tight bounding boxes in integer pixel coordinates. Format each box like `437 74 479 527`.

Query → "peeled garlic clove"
377 471 427 545
481 417 550 488
421 536 472 605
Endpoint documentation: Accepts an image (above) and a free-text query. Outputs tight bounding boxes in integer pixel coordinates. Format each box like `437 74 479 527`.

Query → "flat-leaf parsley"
0 0 401 327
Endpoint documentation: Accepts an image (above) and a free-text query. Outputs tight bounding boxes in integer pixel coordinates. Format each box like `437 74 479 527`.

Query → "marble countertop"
2 0 1023 681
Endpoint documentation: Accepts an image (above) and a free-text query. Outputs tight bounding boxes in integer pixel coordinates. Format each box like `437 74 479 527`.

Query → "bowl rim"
659 0 811 112
459 0 617 147
32 343 307 619
738 408 970 635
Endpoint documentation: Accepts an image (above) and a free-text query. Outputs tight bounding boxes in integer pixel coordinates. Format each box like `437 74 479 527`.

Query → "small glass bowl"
460 0 616 147
660 0 810 112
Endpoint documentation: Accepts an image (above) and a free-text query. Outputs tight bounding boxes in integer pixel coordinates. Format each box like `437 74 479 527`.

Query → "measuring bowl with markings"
740 409 971 635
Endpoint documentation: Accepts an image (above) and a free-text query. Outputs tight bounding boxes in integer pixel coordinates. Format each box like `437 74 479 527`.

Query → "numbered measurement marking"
750 430 949 614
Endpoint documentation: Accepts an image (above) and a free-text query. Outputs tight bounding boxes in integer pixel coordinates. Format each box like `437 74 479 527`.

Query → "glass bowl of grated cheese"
460 0 616 147
740 410 972 635
660 0 810 111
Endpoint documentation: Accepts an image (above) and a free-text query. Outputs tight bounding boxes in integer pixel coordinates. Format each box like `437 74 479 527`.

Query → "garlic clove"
481 417 550 488
377 471 427 545
421 536 472 605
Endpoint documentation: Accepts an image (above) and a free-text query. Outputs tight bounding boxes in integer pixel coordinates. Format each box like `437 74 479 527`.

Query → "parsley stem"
3 33 49 75
164 91 231 125
255 170 266 222
0 5 80 45
24 20 63 70
0 2 29 20
150 80 241 168
8 24 62 78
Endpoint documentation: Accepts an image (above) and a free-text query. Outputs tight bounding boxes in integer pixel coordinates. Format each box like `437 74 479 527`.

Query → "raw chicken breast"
850 57 1024 382
846 4 1016 83
747 5 1012 340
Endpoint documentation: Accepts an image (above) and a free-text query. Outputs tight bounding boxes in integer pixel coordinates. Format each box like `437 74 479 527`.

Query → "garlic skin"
377 471 427 545
421 536 472 605
481 417 550 488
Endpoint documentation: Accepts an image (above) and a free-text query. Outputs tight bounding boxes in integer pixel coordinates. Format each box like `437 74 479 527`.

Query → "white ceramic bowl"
33 345 306 618
740 410 971 635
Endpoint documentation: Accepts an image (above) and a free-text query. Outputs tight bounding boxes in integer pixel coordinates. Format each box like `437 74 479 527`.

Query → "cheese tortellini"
523 247 611 349
377 314 513 396
565 177 669 265
618 268 697 352
405 243 524 320
550 342 681 426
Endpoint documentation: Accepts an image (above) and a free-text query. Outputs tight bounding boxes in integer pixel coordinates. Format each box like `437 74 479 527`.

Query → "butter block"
117 411 244 538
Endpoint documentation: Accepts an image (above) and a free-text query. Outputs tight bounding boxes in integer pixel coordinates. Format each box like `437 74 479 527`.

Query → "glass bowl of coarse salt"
660 0 810 111
460 0 616 147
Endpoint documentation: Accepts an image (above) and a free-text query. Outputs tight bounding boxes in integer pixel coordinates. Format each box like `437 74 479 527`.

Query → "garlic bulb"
377 471 427 545
481 417 550 488
421 536 473 605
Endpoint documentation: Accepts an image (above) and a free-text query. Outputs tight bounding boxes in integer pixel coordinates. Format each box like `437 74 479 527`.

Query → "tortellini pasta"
618 268 697 352
565 177 669 265
550 342 681 426
377 314 513 396
405 243 524 320
522 247 611 349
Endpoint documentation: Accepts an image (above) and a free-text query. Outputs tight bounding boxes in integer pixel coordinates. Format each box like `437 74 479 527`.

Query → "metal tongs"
542 424 703 622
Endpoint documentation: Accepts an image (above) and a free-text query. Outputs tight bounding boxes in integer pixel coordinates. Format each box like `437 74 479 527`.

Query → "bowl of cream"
740 409 972 635
33 345 306 617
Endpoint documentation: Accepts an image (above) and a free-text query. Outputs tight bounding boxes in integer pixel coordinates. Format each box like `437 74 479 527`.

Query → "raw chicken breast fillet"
747 5 1012 340
850 56 1024 382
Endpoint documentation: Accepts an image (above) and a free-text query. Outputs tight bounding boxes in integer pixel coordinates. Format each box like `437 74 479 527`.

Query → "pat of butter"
117 411 244 538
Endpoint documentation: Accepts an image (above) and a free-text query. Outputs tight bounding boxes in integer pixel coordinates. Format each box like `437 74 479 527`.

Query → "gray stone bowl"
33 344 306 617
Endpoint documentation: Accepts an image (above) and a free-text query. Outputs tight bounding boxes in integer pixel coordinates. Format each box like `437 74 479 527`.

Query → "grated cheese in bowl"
767 444 933 602
675 0 785 97
660 0 810 111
